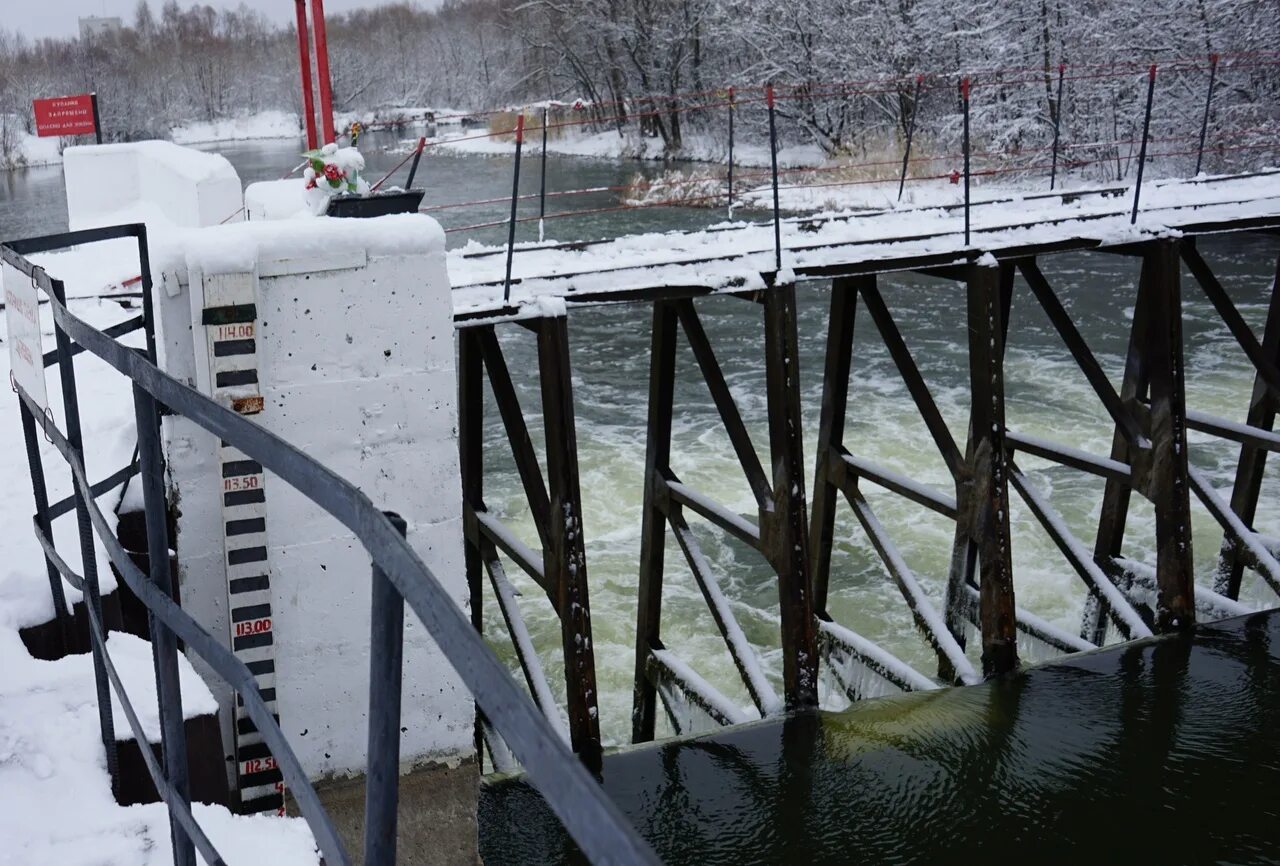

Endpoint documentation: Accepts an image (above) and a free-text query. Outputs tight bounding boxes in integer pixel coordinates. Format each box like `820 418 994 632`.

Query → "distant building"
79 16 123 40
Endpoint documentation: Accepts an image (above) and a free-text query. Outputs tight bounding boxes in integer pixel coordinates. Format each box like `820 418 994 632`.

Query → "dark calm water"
3 137 1278 749
480 610 1280 865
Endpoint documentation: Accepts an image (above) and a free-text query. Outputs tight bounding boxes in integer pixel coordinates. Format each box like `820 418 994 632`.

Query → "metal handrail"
3 230 658 866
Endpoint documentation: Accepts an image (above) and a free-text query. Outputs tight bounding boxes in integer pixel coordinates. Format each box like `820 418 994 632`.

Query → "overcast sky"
18 0 418 40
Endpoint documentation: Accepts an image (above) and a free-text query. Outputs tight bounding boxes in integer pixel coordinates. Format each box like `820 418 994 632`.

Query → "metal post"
539 107 549 243
1049 63 1065 190
19 403 74 653
294 0 318 150
808 277 859 615
49 277 118 791
364 511 408 866
503 115 525 305
632 301 677 744
762 280 818 709
727 87 735 216
1194 53 1219 177
133 384 194 866
965 261 1016 675
89 92 103 144
404 136 425 190
767 85 783 272
536 316 603 773
310 0 336 144
897 75 923 203
135 226 158 365
1131 64 1157 224
961 77 971 245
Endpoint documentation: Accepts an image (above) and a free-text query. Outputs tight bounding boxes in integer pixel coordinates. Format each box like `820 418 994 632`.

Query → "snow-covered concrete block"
156 213 468 786
64 141 243 230
244 179 310 222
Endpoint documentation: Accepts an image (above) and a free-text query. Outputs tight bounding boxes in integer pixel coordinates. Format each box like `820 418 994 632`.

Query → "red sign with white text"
32 94 97 137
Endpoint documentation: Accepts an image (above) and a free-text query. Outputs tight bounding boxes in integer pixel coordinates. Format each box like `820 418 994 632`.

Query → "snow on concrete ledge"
64 141 244 231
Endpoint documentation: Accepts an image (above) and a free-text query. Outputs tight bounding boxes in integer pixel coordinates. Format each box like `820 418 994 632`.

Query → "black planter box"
326 188 425 218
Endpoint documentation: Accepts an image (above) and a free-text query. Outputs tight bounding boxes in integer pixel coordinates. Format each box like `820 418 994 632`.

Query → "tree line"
0 0 1276 177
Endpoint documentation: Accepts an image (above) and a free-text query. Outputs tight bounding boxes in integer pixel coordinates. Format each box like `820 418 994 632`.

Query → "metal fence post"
503 114 525 304
364 511 408 866
1131 64 1157 224
961 77 971 245
539 107 549 243
1049 63 1065 190
405 136 426 190
727 86 735 216
132 383 195 866
897 75 923 203
19 401 74 652
1195 53 1219 177
767 84 782 272
47 275 119 790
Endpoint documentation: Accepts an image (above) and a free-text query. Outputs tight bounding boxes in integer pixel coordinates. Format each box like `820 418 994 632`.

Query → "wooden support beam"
478 328 552 547
1086 254 1155 644
809 277 860 615
761 281 819 710
965 261 1018 675
535 315 603 773
1142 239 1196 631
676 300 772 509
632 301 678 744
1213 252 1280 598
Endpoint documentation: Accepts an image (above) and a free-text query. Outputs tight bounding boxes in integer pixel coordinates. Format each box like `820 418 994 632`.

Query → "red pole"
294 0 318 150
311 0 336 144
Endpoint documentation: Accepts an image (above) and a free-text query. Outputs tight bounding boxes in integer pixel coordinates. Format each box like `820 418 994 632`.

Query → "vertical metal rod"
767 85 782 272
293 0 318 150
1049 63 1065 190
503 115 525 305
19 402 74 651
536 316 603 773
897 75 923 203
961 77 971 245
539 107 549 243
1131 64 1157 224
808 278 860 615
966 261 1017 675
404 136 426 190
1194 53 1219 176
364 511 408 866
310 0 336 144
632 301 678 744
726 86 735 216
135 226 157 365
762 281 819 709
90 92 103 144
49 277 118 791
133 384 194 866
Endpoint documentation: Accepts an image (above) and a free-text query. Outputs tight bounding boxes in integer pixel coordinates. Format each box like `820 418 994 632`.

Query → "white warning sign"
3 260 48 413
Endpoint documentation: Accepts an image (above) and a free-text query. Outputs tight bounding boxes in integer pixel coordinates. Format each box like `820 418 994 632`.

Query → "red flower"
305 177 317 190
949 169 961 185
323 164 343 181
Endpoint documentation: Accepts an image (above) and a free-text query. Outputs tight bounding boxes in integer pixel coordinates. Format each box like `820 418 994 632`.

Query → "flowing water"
2 133 1277 749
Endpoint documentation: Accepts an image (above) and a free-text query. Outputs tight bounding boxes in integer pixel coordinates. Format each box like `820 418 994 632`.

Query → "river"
2 132 1277 748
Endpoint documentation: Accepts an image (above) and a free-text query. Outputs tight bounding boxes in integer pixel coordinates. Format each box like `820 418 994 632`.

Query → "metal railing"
3 226 658 866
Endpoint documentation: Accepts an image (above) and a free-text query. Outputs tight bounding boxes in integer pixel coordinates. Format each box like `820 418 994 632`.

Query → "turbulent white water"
474 234 1280 746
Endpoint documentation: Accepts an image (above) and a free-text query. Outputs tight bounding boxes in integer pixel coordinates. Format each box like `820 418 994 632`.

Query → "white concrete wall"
157 214 471 784
64 141 243 230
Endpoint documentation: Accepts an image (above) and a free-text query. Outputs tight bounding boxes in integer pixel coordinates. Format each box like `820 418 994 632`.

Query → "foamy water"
475 234 1280 746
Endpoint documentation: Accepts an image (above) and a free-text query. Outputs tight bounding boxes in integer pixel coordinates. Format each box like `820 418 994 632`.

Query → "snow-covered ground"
0 248 320 865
